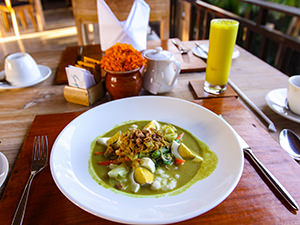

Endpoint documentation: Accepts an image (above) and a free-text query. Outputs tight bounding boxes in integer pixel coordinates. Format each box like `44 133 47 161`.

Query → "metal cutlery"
195 42 208 57
279 129 300 164
76 45 83 62
228 79 276 132
11 136 48 225
220 115 299 211
171 39 189 54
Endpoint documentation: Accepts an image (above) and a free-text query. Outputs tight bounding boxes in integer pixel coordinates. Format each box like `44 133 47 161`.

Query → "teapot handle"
169 59 181 86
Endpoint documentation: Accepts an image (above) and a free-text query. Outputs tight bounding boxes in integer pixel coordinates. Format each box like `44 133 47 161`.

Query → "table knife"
171 39 189 54
195 42 208 57
228 80 276 133
220 115 299 211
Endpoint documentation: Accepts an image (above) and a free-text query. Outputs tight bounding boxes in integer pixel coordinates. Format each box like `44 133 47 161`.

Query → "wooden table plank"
0 97 299 224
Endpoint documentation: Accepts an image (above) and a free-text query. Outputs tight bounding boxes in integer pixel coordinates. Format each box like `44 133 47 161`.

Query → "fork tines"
33 136 48 161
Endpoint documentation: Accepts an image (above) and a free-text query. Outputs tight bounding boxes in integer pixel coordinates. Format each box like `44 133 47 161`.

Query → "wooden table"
0 40 299 224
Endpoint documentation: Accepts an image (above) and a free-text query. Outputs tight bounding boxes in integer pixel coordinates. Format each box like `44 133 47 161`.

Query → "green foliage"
205 0 299 20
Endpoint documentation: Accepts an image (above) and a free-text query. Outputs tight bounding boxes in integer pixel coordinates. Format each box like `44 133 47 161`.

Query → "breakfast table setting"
0 20 300 224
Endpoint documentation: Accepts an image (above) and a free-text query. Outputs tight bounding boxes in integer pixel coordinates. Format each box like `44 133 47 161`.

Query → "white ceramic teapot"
143 47 180 94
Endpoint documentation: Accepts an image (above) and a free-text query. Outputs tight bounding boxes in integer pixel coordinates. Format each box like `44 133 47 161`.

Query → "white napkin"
65 66 96 89
97 0 150 51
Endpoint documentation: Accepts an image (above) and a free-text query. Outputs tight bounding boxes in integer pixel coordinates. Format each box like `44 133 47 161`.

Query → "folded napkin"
97 0 150 51
65 66 96 89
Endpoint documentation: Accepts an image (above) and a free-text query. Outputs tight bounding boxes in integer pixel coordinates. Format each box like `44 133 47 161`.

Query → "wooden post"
202 10 208 39
275 44 287 71
181 1 191 41
257 8 268 26
259 36 267 59
33 0 45 31
243 27 252 51
194 7 201 39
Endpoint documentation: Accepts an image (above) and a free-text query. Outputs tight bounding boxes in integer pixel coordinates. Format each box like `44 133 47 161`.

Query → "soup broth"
89 120 218 197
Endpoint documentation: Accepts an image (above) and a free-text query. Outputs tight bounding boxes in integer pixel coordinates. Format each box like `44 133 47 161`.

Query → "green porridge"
89 120 218 197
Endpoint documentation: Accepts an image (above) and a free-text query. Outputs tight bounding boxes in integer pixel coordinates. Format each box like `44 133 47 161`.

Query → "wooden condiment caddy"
64 81 106 106
63 56 106 106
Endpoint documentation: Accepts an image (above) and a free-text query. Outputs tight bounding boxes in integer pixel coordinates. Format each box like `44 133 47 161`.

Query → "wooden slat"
241 0 300 17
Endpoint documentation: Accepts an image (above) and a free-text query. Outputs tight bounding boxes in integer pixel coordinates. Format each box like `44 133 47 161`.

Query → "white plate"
265 88 300 123
192 43 240 59
50 96 244 224
0 152 9 188
0 65 51 90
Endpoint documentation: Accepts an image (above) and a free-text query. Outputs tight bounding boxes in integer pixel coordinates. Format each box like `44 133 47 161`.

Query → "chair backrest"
71 0 170 45
0 0 38 37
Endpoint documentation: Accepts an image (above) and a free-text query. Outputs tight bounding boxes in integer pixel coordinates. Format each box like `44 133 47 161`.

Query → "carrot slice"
94 151 104 155
174 158 185 165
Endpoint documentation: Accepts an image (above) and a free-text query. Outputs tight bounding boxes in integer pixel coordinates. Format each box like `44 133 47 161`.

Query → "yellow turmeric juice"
204 19 239 94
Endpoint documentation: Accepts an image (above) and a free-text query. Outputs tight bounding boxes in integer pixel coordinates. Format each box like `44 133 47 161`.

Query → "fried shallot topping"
104 128 170 162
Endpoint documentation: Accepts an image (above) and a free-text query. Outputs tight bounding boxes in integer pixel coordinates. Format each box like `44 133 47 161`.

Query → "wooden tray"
1 97 299 224
55 45 102 85
55 40 206 85
189 80 237 99
163 39 206 73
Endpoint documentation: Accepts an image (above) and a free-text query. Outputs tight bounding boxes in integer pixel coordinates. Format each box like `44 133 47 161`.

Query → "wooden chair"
0 0 38 37
71 0 170 45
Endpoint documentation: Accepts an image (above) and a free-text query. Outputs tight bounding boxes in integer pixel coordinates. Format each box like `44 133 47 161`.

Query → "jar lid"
143 47 173 61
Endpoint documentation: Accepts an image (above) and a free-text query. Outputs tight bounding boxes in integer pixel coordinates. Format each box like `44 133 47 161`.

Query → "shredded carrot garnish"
97 160 117 166
100 43 146 72
94 151 104 155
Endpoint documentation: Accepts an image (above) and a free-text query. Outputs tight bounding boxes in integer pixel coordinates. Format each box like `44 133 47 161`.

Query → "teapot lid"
143 47 173 61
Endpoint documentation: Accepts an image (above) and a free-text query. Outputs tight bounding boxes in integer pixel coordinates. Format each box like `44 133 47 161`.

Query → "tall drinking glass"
204 19 239 94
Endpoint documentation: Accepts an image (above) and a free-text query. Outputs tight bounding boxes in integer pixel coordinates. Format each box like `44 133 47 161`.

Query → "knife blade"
228 80 276 133
171 39 189 54
220 115 299 211
195 42 208 57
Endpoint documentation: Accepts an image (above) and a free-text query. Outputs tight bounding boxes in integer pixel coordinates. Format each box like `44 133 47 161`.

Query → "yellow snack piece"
83 56 101 64
77 60 96 69
134 167 154 185
107 131 121 145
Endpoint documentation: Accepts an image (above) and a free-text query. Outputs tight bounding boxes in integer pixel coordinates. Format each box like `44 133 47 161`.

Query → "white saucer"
0 152 9 188
192 43 240 59
0 65 51 90
265 88 300 123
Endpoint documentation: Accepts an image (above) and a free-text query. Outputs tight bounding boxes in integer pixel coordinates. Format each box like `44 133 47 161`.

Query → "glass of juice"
204 19 239 94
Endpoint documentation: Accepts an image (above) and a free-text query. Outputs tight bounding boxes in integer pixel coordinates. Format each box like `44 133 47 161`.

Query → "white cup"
5 52 41 86
287 75 300 115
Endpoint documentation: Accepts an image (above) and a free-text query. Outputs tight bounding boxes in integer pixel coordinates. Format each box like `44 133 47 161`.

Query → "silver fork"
11 136 48 225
